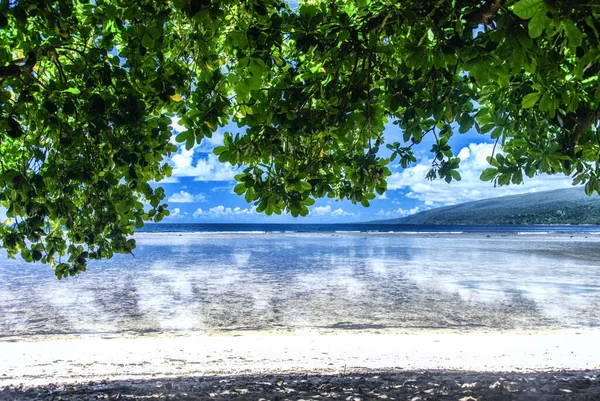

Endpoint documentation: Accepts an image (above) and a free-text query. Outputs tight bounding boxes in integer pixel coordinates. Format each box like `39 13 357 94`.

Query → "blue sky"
151 4 574 224
157 118 574 223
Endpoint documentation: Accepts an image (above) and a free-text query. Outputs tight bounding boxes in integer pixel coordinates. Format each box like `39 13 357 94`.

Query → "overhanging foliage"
1 0 598 277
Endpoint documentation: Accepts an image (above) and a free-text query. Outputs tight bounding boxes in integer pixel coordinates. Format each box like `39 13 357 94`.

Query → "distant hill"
374 187 600 225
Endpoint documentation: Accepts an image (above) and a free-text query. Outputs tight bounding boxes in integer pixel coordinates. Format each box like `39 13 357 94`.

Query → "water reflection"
0 233 599 338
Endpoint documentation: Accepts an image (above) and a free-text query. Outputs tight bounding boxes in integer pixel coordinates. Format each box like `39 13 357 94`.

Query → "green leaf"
498 173 511 186
62 88 81 95
299 181 312 191
511 169 524 184
303 197 315 206
491 126 503 139
480 168 498 181
141 31 155 49
213 146 227 155
522 92 541 108
528 11 549 38
234 183 246 195
512 0 543 20
244 187 255 203
458 116 474 133
562 20 582 47
256 200 267 213
104 4 117 18
185 136 195 150
175 131 188 142
265 203 274 215
148 27 162 41
517 33 533 49
538 93 551 112
246 75 262 91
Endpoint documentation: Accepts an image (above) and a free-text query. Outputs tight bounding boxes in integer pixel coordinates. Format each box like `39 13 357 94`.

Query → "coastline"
3 229 600 399
2 329 600 386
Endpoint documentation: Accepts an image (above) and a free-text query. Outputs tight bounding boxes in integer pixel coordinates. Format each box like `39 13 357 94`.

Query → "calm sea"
1 224 599 339
139 223 600 234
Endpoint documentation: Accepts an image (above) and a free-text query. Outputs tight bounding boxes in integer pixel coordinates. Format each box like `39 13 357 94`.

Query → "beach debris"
1 370 600 400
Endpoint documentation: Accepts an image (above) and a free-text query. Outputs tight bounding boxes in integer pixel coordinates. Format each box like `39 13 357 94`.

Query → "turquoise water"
1 231 600 338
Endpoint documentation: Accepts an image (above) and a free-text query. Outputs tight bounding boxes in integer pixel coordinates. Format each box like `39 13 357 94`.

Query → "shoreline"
133 230 600 237
1 325 588 343
2 329 599 386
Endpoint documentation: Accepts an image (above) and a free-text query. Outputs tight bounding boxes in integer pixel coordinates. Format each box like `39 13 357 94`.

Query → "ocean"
1 224 599 339
139 222 600 234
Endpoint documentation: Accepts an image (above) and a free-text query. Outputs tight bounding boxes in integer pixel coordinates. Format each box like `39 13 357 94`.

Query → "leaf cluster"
1 0 599 276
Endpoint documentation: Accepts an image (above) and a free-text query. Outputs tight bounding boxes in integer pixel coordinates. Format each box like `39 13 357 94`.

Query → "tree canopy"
1 0 599 277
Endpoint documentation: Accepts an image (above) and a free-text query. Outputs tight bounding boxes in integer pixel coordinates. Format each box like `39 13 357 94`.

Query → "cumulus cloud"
168 116 237 181
167 208 189 219
313 205 331 214
171 116 225 153
197 131 225 153
312 205 355 217
193 205 256 218
169 149 239 181
167 191 207 203
387 143 574 207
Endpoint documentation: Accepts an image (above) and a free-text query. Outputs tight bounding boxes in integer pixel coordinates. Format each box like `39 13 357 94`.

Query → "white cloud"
170 208 181 218
167 117 239 181
387 142 574 207
331 208 351 217
156 176 180 184
171 116 186 133
169 148 239 181
211 185 234 192
193 205 256 218
312 205 355 217
376 206 420 218
197 131 225 152
313 205 331 214
167 191 207 203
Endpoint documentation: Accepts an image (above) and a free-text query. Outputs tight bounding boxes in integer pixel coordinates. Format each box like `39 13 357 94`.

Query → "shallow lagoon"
1 231 600 338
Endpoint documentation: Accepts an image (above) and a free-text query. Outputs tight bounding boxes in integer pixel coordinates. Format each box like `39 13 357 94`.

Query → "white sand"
1 330 600 386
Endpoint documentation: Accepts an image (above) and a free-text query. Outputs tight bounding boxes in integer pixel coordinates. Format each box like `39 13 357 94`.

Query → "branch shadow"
2 369 600 400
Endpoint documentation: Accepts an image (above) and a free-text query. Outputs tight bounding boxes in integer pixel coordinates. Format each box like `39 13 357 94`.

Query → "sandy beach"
3 231 600 398
2 330 600 386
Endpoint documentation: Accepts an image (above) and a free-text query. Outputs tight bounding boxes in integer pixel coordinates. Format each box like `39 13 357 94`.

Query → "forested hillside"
376 188 600 225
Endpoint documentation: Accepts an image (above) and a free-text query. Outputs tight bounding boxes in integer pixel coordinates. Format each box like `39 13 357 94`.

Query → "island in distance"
373 187 600 225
